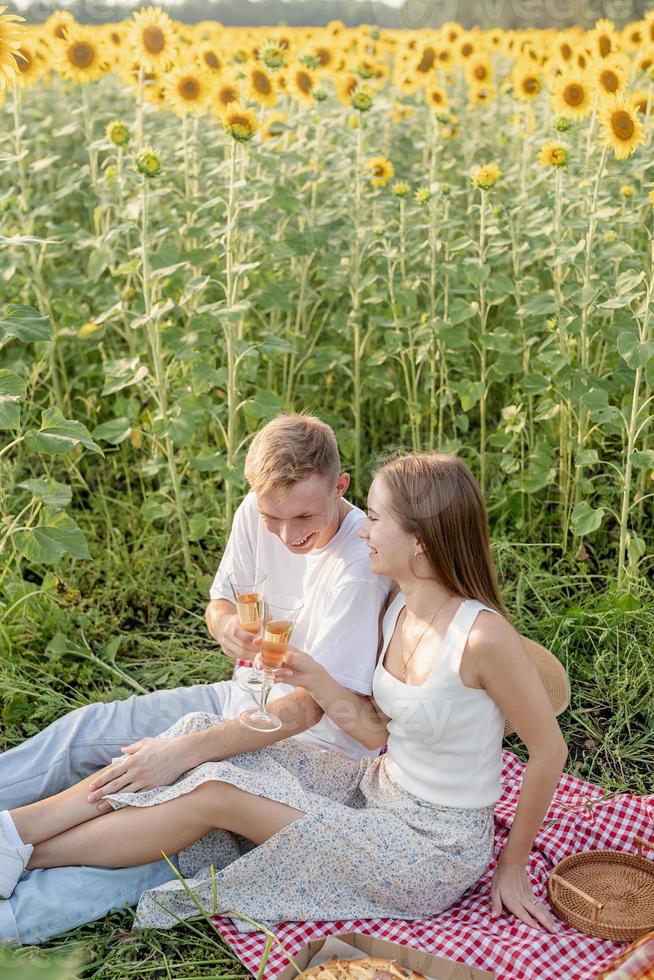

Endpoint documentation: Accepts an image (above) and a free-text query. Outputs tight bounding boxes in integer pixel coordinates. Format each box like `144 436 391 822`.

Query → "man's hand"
213 611 261 661
87 735 196 812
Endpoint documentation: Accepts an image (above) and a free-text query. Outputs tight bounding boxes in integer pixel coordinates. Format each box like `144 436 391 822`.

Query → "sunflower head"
164 64 211 115
599 97 647 160
351 88 373 112
248 64 276 107
127 6 177 72
365 155 394 188
106 120 131 146
551 72 592 120
471 163 502 190
222 101 258 142
537 139 568 168
136 146 163 179
54 26 107 84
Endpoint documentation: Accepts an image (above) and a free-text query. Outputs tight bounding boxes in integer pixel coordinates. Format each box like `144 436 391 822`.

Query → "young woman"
0 454 567 934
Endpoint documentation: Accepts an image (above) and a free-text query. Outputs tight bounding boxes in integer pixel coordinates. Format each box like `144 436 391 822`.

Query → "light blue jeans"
0 681 233 945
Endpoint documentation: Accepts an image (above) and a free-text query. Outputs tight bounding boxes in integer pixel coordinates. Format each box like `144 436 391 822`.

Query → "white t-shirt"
210 492 392 759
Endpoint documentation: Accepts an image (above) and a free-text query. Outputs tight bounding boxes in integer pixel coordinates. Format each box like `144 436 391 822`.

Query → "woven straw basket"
547 836 654 941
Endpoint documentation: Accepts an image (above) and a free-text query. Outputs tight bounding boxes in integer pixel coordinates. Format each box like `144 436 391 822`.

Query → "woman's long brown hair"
376 453 507 616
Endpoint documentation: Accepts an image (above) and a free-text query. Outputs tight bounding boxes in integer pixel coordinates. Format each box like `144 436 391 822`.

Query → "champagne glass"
228 567 266 695
239 593 303 733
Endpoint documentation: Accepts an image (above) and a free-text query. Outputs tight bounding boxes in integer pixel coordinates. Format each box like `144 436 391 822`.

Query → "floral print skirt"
107 712 495 932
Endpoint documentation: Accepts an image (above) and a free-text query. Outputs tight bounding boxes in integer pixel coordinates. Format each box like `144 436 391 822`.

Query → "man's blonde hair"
244 414 341 496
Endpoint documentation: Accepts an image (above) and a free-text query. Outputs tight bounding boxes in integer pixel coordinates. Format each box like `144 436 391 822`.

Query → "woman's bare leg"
28 782 304 869
11 764 118 845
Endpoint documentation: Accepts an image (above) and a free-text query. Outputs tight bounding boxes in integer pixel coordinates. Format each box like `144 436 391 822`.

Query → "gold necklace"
401 595 452 682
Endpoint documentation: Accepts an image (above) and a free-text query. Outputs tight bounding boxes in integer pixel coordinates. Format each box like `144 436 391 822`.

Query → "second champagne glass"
239 593 303 733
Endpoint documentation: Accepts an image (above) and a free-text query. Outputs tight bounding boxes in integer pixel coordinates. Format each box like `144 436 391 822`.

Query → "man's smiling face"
257 472 350 553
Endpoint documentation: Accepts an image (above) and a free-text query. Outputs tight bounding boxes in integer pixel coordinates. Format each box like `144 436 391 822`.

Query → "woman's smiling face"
358 475 418 580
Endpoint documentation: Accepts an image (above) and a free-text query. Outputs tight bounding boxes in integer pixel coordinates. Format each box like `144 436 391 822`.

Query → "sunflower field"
0 5 653 972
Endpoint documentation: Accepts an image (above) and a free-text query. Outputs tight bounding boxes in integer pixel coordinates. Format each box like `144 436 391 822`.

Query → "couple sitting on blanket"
0 413 568 946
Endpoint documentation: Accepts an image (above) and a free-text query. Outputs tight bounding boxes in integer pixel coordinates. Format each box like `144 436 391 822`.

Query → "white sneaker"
0 828 33 899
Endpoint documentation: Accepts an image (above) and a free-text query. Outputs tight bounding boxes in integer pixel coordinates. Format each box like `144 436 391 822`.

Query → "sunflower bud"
136 147 162 179
348 113 359 129
620 184 635 198
414 187 431 204
440 182 451 196
351 90 373 112
313 88 328 102
392 181 409 198
106 120 131 147
552 116 572 132
471 163 502 190
260 42 285 70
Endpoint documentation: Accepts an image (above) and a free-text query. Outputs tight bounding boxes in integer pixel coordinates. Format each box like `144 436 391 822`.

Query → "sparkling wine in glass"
239 594 303 733
228 567 266 694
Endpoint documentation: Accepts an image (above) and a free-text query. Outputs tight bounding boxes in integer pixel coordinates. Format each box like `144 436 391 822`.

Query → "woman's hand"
490 858 560 932
87 735 193 812
275 648 328 699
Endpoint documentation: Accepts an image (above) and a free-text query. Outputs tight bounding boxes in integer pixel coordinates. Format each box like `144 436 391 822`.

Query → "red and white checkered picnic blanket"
212 750 654 980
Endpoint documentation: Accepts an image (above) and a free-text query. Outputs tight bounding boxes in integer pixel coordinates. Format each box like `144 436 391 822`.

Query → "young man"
0 414 391 945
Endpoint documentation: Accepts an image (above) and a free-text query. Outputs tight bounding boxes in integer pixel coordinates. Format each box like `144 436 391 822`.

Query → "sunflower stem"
574 144 608 512
616 237 654 588
224 137 239 528
553 164 571 551
350 117 365 500
140 176 192 577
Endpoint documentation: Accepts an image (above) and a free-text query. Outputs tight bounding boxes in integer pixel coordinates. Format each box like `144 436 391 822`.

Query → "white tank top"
372 593 505 809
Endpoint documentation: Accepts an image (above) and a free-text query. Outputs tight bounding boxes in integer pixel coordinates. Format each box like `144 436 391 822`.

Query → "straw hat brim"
503 636 571 738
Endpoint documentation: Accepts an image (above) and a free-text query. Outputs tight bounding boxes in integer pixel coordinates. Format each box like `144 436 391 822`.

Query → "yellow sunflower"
43 10 75 45
425 83 448 110
415 43 436 74
588 18 618 59
248 64 276 108
593 55 628 100
336 72 359 105
468 84 496 107
127 6 177 72
471 163 501 190
551 71 593 120
537 139 569 167
210 73 242 112
13 41 43 88
365 155 394 188
645 11 654 46
512 59 541 101
163 64 211 115
599 97 646 159
635 46 654 76
54 26 107 84
466 55 493 86
198 43 224 74
0 5 25 92
630 89 652 118
621 20 645 52
221 101 258 142
289 62 315 103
